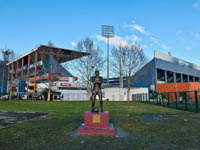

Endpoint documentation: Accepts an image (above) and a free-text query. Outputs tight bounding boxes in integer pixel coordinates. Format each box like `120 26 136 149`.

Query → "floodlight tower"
102 25 114 85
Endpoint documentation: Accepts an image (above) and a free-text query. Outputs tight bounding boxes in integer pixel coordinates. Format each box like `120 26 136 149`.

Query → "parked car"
22 94 28 100
0 95 9 100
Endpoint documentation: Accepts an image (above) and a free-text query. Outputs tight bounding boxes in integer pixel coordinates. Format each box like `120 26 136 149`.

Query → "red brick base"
77 111 116 135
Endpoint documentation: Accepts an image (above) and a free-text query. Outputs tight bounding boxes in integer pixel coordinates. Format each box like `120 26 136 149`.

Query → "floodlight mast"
102 25 114 85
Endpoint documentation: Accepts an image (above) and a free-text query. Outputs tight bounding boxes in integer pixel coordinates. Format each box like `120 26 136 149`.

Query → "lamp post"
102 25 114 85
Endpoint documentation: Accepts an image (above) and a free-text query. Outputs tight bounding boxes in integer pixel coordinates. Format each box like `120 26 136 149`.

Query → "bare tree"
47 41 54 47
111 46 124 87
67 37 105 100
111 44 147 101
0 48 15 62
0 48 16 100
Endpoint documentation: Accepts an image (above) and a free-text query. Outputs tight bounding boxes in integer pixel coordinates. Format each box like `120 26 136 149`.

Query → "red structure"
156 82 200 93
77 111 116 135
156 82 200 101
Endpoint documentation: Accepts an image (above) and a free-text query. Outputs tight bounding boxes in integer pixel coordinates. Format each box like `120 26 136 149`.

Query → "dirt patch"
115 128 130 138
136 114 178 121
0 110 47 128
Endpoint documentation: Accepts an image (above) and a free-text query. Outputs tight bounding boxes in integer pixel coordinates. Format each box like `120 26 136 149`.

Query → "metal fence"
132 91 199 113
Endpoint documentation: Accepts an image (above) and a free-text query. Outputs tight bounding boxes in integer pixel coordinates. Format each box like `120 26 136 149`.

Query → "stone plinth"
77 111 116 135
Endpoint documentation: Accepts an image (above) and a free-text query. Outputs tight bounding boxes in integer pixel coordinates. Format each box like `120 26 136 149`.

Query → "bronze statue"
91 70 103 112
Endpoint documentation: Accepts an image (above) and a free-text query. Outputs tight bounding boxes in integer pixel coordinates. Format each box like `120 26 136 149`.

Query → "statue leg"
91 92 96 112
99 91 103 112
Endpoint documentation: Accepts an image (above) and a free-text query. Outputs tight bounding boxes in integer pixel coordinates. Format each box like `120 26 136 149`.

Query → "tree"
66 37 105 100
111 44 147 101
47 41 54 47
0 48 15 62
0 48 16 100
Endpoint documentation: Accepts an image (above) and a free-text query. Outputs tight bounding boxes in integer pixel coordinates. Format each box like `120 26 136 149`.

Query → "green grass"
0 101 200 150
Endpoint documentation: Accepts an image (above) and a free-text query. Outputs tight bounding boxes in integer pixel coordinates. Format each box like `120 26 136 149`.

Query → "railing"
132 91 199 113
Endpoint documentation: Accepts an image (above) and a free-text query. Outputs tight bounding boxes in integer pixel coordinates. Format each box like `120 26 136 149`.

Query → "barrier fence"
132 91 199 113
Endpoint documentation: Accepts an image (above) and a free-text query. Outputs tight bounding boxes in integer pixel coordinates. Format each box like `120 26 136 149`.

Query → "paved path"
0 110 47 128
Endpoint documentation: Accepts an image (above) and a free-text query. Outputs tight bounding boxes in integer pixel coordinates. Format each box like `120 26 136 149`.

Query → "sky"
0 0 200 66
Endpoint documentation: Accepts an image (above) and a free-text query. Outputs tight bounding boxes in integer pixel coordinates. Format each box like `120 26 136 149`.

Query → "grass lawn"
0 101 200 150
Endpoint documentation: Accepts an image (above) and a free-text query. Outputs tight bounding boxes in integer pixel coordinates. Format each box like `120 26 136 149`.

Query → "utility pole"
119 46 123 88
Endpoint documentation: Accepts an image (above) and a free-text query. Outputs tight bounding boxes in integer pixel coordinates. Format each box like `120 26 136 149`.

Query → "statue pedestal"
77 111 116 135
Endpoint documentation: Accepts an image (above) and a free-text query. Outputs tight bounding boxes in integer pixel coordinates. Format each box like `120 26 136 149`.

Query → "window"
29 86 34 90
58 87 86 90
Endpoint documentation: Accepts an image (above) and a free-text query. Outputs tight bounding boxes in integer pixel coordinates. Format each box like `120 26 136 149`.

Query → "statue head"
95 70 99 76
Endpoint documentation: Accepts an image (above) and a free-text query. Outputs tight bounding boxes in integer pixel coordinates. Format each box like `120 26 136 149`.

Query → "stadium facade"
4 45 89 97
130 51 200 92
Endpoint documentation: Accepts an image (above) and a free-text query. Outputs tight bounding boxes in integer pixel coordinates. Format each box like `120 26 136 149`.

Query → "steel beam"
11 63 14 81
173 72 176 83
164 70 167 83
8 65 10 82
16 61 18 79
21 58 24 78
34 52 38 94
26 55 31 94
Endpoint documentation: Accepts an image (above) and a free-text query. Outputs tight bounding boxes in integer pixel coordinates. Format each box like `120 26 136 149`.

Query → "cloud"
131 34 140 42
149 36 159 45
97 21 170 51
125 22 170 51
97 34 140 48
125 24 147 35
161 44 169 50
97 35 129 48
149 35 170 50
192 2 200 9
71 42 77 47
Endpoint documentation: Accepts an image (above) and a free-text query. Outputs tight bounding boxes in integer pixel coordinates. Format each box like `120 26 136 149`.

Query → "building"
104 87 148 101
130 51 200 93
0 61 8 93
102 77 127 87
6 45 89 99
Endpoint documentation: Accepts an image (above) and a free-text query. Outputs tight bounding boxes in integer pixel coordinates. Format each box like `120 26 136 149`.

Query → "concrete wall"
129 59 156 89
104 87 148 101
60 90 87 101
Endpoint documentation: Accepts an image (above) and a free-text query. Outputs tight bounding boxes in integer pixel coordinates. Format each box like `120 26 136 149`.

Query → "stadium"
130 51 200 93
1 48 200 101
1 45 89 100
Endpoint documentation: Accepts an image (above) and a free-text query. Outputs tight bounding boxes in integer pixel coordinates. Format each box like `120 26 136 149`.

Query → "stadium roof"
154 51 200 71
7 45 90 65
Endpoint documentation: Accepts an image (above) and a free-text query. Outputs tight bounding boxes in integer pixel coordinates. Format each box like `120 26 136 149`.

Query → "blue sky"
0 0 200 65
